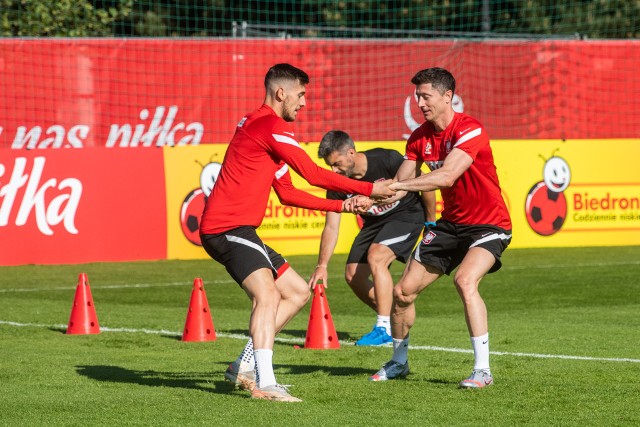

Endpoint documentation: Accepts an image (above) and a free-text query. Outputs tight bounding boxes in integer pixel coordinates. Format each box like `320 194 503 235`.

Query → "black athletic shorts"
347 220 424 264
413 220 512 275
201 226 289 286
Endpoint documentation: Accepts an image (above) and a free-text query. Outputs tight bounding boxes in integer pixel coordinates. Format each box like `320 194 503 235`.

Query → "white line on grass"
1 319 638 364
0 280 232 293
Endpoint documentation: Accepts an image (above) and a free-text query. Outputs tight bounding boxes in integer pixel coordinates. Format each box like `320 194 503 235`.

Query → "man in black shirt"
309 130 436 346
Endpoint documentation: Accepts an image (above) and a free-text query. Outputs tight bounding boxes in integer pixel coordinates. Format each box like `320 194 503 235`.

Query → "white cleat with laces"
369 360 410 381
459 369 494 389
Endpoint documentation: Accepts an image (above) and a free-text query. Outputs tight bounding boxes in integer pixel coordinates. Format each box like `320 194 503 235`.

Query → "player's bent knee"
393 286 416 307
256 287 281 308
453 274 478 291
453 275 481 300
299 288 311 306
344 272 354 285
367 249 394 269
286 283 312 308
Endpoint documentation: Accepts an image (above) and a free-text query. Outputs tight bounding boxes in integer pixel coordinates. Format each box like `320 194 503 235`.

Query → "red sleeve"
267 124 374 196
405 125 424 161
272 167 343 212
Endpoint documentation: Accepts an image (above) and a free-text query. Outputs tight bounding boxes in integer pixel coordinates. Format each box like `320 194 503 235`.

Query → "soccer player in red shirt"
200 63 394 402
369 68 512 389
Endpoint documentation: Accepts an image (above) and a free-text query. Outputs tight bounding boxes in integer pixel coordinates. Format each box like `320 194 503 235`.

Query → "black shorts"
347 220 424 264
201 226 289 286
413 220 512 275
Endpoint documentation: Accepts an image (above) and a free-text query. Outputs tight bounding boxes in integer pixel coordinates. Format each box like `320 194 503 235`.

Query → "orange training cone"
182 278 217 342
66 273 100 335
304 284 340 349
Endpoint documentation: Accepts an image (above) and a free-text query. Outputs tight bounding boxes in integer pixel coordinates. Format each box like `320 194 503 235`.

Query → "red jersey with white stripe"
405 112 511 229
200 104 374 234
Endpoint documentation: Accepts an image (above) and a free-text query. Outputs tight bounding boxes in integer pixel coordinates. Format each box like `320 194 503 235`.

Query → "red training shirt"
200 104 374 234
405 112 511 229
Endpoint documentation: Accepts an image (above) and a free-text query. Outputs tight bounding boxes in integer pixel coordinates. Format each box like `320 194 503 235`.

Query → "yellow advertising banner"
163 145 227 260
493 139 640 248
162 143 366 260
163 139 640 260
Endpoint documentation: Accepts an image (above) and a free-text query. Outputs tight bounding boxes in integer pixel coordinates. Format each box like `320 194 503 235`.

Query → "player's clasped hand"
353 195 373 214
342 195 373 213
341 198 356 213
370 179 396 200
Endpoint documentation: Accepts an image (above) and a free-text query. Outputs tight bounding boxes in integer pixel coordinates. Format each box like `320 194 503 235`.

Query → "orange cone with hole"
66 273 100 334
182 278 217 342
304 284 340 349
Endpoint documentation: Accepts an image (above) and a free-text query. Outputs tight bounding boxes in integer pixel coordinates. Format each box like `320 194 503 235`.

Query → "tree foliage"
1 0 132 37
0 0 638 39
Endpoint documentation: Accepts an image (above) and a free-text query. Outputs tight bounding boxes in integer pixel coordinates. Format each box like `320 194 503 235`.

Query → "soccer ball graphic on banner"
525 181 567 236
180 160 222 246
180 188 206 245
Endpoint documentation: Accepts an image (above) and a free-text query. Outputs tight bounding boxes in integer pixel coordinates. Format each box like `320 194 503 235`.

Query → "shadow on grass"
210 361 373 377
424 377 458 386
76 365 244 396
277 363 374 377
225 328 357 342
279 329 356 341
77 362 378 396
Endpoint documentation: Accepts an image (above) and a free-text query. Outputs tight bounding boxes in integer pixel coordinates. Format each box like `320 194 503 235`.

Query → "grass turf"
1 246 639 426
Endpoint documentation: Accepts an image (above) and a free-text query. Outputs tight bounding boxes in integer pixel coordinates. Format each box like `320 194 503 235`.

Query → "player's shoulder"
364 147 403 165
245 106 279 127
456 113 483 126
365 147 402 157
453 113 485 136
407 122 429 145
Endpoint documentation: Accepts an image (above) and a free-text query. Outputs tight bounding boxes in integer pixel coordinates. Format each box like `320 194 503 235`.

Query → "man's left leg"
226 267 309 394
453 247 497 389
354 243 397 346
369 258 442 381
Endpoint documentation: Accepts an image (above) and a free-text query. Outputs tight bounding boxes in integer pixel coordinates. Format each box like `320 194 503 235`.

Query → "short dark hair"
411 67 455 96
264 63 310 88
318 130 355 159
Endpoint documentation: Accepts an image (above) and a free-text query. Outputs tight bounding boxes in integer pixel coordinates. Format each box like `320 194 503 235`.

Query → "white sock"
471 333 491 373
236 338 254 370
391 335 409 365
254 349 276 389
376 315 391 335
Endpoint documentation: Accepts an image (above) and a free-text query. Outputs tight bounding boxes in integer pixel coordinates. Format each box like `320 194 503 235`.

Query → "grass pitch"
1 246 639 426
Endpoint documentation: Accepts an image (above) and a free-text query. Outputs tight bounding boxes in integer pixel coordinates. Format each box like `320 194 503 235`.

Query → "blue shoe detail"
355 326 393 346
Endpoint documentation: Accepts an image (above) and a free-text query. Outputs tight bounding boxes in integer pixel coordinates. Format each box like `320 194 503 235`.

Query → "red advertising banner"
0 148 167 265
1 140 638 266
1 39 639 149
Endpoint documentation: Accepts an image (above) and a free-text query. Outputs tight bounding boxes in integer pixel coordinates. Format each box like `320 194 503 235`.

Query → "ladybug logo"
180 160 222 246
525 153 571 236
